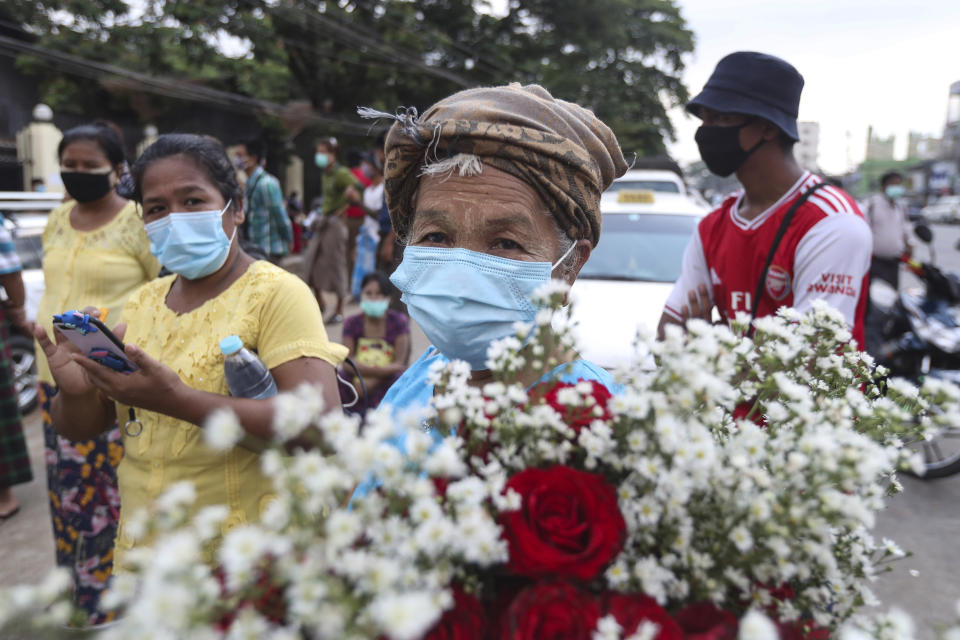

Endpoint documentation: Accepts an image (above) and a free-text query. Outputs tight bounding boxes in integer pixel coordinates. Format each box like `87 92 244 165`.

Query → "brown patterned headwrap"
363 83 628 247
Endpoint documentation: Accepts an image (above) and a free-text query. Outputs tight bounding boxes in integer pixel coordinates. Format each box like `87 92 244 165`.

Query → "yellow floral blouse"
113 261 347 566
36 200 160 384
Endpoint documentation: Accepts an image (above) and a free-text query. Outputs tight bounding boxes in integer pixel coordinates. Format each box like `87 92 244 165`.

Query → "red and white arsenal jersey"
663 172 871 347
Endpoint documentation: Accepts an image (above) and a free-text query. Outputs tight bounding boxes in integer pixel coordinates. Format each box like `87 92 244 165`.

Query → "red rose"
500 465 626 581
500 581 600 640
604 593 682 640
531 379 613 432
673 602 739 640
423 586 487 640
776 620 831 640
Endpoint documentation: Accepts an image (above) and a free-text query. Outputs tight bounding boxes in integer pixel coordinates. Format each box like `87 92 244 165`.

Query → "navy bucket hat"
686 52 804 141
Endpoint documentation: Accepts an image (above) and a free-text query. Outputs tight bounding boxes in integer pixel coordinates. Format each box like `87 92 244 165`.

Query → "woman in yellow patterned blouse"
35 134 347 580
35 122 160 624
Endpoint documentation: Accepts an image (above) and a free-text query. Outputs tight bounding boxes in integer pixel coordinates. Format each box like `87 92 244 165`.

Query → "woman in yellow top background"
35 121 159 624
35 134 347 592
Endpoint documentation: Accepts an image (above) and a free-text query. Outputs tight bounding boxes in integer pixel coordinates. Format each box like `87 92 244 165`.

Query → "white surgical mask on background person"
145 200 235 280
389 243 576 369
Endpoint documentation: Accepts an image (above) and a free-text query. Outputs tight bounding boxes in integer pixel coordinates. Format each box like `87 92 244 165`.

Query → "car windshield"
605 180 681 194
579 213 698 282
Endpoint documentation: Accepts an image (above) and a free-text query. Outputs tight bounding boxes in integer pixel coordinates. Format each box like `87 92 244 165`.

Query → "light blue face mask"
389 244 576 369
144 200 235 280
361 298 389 318
885 184 906 200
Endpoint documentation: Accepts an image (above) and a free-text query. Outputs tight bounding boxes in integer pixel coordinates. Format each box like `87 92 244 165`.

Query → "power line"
0 33 372 134
321 2 504 78
276 2 473 88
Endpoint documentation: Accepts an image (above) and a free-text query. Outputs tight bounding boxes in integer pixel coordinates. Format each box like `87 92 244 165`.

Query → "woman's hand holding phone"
34 324 98 396
35 307 130 396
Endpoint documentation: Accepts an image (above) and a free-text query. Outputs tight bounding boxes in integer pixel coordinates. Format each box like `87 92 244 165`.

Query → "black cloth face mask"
695 120 768 177
60 170 114 203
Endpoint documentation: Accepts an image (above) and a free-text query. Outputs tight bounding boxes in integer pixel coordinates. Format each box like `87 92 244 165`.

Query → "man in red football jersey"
659 52 871 347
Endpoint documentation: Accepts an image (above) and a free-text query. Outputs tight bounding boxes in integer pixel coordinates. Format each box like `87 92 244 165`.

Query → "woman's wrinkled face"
410 164 560 263
140 154 242 236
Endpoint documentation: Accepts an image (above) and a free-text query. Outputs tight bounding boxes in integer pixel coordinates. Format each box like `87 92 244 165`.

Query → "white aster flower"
739 609 778 640
192 504 230 541
204 407 245 451
368 591 444 640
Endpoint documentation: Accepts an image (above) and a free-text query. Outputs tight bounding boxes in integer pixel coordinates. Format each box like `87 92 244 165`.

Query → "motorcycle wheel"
907 426 960 479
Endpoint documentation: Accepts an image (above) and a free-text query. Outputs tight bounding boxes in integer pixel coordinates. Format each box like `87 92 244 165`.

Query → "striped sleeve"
0 225 22 275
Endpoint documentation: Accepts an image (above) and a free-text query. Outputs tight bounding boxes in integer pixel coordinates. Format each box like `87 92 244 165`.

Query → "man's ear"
761 120 780 142
563 238 592 286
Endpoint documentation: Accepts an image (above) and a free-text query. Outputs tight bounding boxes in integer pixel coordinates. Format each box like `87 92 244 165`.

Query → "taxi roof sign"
617 189 655 204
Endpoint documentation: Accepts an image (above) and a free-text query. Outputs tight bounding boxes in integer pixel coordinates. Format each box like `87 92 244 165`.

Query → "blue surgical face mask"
315 153 330 169
145 200 235 280
389 244 576 369
885 184 906 200
361 298 389 318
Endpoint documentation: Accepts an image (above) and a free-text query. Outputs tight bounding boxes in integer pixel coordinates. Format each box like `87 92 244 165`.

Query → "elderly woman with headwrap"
357 83 628 415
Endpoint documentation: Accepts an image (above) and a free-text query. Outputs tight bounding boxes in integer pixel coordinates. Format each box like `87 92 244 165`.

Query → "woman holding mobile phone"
34 134 347 612
34 121 160 624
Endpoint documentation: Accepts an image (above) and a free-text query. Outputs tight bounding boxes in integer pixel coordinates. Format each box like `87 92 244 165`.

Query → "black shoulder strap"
748 181 829 333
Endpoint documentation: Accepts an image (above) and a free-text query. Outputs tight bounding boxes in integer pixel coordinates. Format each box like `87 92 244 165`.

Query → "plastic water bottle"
220 335 278 399
220 335 275 453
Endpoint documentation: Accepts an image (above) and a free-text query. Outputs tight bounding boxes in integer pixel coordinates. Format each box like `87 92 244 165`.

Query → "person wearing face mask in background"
350 151 385 300
340 271 410 409
863 171 912 291
34 121 160 624
303 137 363 322
35 134 347 585
344 148 375 279
659 52 872 348
234 139 293 265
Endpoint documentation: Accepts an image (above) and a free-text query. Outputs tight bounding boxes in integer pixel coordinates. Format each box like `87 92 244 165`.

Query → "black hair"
130 133 243 208
375 130 387 149
241 138 266 162
345 148 364 168
316 137 339 155
58 121 126 167
361 271 393 297
881 170 903 187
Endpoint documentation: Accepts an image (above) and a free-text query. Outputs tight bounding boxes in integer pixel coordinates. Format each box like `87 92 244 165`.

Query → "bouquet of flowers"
2 283 956 640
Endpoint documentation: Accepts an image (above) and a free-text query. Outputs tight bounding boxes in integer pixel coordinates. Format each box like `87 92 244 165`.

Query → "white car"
921 195 960 223
606 169 688 196
3 213 46 322
1 193 60 414
570 189 707 369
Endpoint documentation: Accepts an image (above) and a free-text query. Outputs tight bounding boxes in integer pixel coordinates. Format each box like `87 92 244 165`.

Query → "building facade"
795 121 820 172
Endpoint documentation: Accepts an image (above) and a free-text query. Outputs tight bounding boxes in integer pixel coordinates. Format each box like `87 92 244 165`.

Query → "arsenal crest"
766 265 791 301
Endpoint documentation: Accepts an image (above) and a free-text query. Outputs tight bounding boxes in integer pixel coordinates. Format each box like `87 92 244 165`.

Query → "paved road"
3 228 960 637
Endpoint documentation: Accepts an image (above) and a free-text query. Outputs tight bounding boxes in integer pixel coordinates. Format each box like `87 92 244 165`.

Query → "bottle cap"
219 335 243 355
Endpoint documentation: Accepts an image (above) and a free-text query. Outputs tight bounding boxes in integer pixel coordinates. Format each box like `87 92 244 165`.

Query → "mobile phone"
51 310 138 373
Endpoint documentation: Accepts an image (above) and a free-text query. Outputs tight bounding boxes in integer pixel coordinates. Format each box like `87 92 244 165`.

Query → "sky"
666 0 960 173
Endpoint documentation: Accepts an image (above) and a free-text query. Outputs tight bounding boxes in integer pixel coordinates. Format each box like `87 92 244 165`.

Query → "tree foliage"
4 0 694 155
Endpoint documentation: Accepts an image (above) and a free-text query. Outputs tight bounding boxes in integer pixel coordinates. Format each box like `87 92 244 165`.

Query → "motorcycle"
865 223 960 478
